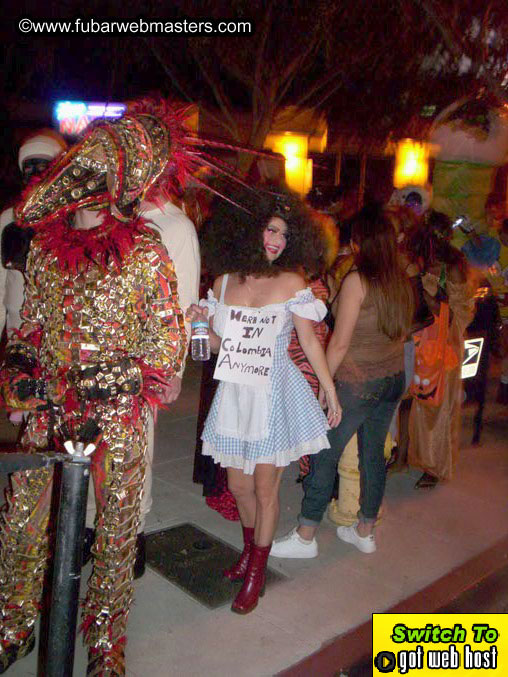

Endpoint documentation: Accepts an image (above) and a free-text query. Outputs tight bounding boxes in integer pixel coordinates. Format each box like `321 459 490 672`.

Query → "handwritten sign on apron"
214 306 279 385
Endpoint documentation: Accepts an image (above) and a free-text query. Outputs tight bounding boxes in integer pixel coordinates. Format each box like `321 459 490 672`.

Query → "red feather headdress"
15 97 276 269
16 97 270 228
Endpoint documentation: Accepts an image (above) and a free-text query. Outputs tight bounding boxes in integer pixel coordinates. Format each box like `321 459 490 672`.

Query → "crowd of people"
0 101 506 675
188 181 506 598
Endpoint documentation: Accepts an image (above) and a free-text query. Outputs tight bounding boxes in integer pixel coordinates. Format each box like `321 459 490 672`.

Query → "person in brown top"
271 203 413 558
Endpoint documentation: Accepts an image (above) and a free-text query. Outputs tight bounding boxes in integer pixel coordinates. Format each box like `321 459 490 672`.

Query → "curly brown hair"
200 185 326 280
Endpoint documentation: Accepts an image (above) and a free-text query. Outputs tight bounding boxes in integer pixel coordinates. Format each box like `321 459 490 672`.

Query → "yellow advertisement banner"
373 614 507 674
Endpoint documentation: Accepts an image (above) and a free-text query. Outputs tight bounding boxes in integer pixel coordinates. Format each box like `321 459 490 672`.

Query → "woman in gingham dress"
187 188 340 615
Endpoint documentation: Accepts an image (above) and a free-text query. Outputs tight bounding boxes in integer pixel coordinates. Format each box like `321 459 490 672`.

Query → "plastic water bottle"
191 319 211 361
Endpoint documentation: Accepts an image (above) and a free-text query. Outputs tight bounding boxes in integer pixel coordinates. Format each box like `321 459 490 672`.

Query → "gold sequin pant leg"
83 404 148 655
0 464 53 649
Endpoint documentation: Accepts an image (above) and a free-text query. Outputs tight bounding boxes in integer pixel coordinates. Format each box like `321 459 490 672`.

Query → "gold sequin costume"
0 101 191 676
0 220 185 671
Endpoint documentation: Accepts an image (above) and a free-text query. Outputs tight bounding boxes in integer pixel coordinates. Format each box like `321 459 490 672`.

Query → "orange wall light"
264 132 312 196
394 139 429 188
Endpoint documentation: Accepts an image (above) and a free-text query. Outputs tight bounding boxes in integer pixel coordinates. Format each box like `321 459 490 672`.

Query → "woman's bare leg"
227 468 256 527
253 464 285 546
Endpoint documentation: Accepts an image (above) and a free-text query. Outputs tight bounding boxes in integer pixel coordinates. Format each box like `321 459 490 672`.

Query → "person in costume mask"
0 102 189 676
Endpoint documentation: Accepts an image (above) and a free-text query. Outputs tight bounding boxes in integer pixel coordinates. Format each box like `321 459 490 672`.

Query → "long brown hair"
351 204 414 340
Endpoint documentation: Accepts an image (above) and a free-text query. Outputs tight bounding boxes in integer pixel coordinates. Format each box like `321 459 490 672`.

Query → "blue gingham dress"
201 283 330 474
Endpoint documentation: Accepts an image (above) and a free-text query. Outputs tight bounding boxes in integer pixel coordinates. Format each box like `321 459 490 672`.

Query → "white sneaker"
337 524 376 554
270 528 318 559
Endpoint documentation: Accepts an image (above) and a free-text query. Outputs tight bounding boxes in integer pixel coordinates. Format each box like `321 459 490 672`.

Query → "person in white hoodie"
1 130 67 333
0 130 66 428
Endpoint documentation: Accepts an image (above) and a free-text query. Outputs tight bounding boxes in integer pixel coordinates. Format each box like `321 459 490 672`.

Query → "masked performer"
0 102 191 675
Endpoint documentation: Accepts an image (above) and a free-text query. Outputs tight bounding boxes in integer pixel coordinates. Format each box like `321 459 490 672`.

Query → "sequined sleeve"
18 244 44 338
136 239 187 380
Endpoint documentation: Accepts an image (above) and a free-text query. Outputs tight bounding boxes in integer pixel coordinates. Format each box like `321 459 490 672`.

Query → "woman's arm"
325 272 364 377
293 315 341 426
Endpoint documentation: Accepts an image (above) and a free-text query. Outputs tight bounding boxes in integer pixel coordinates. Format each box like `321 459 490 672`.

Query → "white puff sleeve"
287 288 327 321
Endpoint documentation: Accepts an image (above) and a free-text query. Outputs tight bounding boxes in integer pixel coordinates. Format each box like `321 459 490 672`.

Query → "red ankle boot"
231 543 271 614
224 527 255 581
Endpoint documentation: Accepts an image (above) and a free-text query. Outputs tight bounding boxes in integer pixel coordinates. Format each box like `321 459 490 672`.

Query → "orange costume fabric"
408 272 475 480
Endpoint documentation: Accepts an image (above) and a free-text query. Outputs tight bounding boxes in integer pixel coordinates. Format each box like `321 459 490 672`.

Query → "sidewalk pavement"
1 360 507 676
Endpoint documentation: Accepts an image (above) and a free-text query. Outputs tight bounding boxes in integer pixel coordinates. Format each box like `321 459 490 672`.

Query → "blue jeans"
299 371 405 526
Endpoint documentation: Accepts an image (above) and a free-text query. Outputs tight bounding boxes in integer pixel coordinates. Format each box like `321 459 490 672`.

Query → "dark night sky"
0 1 211 198
1 0 505 202
1 0 217 101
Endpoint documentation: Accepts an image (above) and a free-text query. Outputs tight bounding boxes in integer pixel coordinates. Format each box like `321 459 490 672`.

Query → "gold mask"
17 112 170 225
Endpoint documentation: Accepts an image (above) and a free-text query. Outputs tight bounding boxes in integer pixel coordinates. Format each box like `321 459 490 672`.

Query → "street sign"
462 337 484 379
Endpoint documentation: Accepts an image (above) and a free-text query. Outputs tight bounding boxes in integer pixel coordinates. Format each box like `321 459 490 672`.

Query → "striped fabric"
287 279 330 479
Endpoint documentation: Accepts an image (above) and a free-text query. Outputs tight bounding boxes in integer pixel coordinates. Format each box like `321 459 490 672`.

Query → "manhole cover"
146 523 286 608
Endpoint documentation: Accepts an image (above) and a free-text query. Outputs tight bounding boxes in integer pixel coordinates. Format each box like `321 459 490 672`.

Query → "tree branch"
415 0 508 103
253 0 274 122
147 40 196 104
193 51 242 140
273 44 322 109
148 40 240 139
291 66 347 109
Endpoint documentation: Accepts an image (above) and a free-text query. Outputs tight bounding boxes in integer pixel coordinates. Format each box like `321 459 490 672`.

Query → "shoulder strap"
219 273 229 303
329 287 341 308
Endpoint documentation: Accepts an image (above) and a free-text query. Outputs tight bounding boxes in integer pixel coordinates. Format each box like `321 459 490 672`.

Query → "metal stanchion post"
45 442 93 677
0 440 94 677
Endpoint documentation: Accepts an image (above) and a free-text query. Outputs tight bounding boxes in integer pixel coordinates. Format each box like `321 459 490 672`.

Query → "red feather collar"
34 211 152 273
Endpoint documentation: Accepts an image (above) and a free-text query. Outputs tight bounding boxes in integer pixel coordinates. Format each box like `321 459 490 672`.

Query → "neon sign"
54 101 127 135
